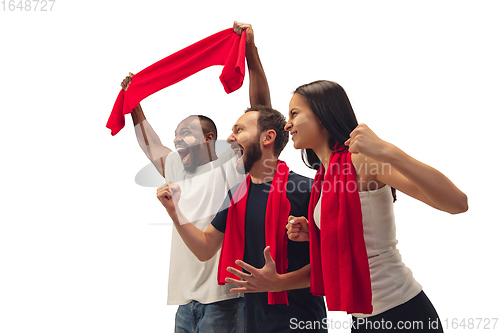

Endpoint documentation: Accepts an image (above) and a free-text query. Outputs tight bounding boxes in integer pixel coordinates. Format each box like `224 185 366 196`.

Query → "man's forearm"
131 103 146 126
131 106 171 177
167 207 219 262
247 44 271 107
276 264 311 291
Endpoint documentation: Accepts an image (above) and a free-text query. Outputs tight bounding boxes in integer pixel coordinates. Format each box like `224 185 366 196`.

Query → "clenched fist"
157 181 181 215
286 215 309 242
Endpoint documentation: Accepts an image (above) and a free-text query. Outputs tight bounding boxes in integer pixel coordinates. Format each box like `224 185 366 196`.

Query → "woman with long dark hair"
285 80 467 332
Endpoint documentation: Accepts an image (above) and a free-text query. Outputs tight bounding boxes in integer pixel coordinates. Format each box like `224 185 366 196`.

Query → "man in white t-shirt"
120 22 271 333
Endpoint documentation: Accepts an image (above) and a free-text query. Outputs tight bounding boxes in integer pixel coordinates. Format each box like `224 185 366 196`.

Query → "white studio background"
1 1 498 332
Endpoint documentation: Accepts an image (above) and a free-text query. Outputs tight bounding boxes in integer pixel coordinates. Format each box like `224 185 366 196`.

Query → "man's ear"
204 132 215 142
261 129 276 149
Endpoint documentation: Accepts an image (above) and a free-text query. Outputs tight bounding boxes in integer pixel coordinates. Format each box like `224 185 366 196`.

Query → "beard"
181 144 202 174
239 137 262 174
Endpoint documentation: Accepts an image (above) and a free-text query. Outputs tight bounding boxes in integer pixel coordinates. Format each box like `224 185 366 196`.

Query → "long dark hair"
294 80 358 170
294 80 397 202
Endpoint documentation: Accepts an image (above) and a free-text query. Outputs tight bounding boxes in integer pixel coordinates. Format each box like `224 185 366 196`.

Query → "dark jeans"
174 297 245 333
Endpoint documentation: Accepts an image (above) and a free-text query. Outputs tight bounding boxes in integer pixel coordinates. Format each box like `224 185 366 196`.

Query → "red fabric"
218 161 291 305
308 147 373 314
106 28 246 136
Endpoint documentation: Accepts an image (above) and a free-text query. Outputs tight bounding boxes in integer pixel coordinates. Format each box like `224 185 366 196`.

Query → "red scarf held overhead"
218 161 291 305
308 147 373 314
106 28 246 136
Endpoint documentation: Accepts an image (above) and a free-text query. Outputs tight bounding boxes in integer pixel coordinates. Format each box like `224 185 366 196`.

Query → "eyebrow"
174 127 191 135
289 108 298 114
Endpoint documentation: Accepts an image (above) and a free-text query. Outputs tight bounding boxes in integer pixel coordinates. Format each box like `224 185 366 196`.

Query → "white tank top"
314 185 422 317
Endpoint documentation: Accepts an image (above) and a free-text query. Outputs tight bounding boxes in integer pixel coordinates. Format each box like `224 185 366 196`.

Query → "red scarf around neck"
218 161 291 305
106 28 246 136
308 147 373 314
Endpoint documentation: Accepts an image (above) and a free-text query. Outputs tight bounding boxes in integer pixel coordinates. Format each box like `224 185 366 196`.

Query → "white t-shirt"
314 185 422 317
164 147 245 305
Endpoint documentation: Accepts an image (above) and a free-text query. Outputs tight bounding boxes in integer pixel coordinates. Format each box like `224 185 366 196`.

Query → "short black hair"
188 115 218 140
244 105 288 157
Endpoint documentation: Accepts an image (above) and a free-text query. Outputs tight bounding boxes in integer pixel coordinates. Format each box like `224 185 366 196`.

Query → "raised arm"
347 124 468 214
157 182 224 262
233 22 271 108
121 73 172 177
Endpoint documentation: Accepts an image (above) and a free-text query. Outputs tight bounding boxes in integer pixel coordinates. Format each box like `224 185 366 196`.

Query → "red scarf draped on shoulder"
218 161 291 305
308 146 373 314
107 28 246 136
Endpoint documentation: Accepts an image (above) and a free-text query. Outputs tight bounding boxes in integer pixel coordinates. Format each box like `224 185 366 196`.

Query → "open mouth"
176 146 191 164
232 145 244 161
290 131 297 140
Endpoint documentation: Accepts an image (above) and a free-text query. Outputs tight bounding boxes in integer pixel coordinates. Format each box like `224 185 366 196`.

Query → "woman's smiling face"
285 93 329 150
